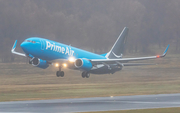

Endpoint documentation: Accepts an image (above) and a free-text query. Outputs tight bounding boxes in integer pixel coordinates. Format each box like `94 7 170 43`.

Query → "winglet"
163 45 169 55
159 45 169 58
11 40 26 57
11 40 17 52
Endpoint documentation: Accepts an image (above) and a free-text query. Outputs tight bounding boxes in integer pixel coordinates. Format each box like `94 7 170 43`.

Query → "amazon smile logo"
112 52 122 58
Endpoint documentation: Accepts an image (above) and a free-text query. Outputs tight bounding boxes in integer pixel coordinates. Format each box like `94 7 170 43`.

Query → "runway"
1 93 180 113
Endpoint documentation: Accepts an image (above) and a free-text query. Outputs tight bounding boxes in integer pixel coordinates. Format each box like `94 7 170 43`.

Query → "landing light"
68 57 76 62
55 63 59 67
63 63 67 68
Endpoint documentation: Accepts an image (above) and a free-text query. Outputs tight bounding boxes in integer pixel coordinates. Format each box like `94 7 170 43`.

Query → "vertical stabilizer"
106 27 129 59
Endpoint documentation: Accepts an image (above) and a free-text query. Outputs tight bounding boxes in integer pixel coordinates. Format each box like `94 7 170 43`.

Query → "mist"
0 0 179 62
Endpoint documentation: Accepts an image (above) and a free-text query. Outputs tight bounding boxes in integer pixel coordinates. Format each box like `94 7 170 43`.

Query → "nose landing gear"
56 71 64 77
56 66 65 77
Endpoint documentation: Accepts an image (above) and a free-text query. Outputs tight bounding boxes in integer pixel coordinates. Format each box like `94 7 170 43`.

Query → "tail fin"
106 27 129 59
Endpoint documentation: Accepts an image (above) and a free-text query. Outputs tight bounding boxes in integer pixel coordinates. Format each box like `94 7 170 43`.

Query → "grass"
82 107 180 113
0 54 180 102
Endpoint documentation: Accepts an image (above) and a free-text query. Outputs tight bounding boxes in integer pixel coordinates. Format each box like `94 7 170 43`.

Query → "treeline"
0 0 179 62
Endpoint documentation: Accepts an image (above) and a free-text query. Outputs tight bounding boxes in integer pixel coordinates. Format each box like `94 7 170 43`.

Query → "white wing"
90 45 169 65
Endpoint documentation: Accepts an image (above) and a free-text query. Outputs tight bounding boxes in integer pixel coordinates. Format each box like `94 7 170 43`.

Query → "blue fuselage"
20 37 121 74
21 37 106 60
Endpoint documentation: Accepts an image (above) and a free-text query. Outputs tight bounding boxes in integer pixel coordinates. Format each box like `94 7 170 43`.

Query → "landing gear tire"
56 71 60 77
56 71 64 77
82 72 90 78
60 71 64 77
86 73 90 78
82 72 86 78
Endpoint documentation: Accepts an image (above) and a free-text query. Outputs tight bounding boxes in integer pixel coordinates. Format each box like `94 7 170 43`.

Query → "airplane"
11 27 169 78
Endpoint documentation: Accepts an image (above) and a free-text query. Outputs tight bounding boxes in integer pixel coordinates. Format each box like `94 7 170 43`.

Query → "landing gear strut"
82 72 90 78
56 66 64 77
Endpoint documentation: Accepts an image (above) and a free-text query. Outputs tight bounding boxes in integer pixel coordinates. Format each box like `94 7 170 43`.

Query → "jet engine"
30 58 49 69
74 58 92 71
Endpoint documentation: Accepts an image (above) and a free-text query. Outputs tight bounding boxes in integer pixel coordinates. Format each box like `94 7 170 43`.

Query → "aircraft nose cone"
20 42 29 52
20 42 25 49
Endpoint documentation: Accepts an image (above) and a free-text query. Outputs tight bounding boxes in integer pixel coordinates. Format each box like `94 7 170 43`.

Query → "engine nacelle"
74 58 92 71
31 58 49 69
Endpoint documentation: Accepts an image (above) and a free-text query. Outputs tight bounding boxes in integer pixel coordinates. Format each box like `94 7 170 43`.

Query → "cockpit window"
25 40 36 43
24 40 30 42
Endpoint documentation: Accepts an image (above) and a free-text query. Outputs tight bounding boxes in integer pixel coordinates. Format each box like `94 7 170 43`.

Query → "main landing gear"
56 66 64 77
55 64 90 78
82 71 90 78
